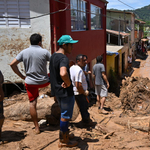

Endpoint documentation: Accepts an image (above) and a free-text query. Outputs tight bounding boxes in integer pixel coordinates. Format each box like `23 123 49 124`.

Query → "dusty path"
1 52 150 150
132 51 150 79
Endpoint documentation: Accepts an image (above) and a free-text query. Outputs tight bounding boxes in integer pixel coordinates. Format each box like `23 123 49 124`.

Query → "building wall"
106 48 125 78
107 11 132 32
106 54 115 77
107 11 135 55
50 0 107 65
121 44 129 72
0 0 51 83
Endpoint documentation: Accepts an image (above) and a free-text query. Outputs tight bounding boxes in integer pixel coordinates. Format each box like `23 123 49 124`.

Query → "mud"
1 52 150 150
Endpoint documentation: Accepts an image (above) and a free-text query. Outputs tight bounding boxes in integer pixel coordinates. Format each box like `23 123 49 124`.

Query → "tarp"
107 51 119 56
106 44 123 55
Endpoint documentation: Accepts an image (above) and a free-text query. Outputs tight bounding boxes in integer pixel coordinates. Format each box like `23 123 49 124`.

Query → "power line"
0 0 141 25
118 0 135 10
0 4 69 20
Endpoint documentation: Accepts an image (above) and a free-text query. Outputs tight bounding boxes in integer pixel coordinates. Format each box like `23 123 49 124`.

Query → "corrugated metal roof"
107 10 135 16
135 19 146 24
106 29 130 37
107 44 123 53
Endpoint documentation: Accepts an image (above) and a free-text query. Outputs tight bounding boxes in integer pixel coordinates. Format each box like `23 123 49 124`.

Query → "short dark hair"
83 55 88 59
30 33 42 45
76 54 83 62
59 43 68 48
96 55 103 63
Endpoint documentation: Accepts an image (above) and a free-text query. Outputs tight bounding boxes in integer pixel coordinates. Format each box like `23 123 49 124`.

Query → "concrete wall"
106 54 115 77
107 11 132 32
121 44 129 72
0 0 51 83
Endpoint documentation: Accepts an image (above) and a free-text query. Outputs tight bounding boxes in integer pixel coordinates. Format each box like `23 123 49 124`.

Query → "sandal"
0 140 8 145
33 130 41 135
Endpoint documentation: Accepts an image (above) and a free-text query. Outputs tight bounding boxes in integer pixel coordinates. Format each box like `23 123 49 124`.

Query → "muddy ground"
1 52 150 150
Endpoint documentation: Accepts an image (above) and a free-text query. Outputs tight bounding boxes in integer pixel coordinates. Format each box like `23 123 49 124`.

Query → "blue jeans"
56 95 75 119
75 94 89 122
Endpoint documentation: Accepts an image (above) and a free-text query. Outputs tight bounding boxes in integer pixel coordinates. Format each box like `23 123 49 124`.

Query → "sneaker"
69 133 74 139
98 109 109 115
84 121 96 127
58 131 78 148
76 119 96 128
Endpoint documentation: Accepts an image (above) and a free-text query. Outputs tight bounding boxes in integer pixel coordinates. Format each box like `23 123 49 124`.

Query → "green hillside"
108 4 150 24
133 5 150 23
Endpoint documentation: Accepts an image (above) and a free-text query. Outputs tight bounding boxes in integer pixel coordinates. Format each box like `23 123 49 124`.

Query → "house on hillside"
134 19 147 53
0 0 108 95
106 10 135 78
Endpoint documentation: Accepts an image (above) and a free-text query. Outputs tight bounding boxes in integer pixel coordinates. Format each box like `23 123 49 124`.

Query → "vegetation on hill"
133 5 150 23
108 5 150 26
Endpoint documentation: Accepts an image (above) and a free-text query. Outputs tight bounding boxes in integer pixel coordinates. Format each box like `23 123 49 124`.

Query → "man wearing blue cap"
49 35 78 148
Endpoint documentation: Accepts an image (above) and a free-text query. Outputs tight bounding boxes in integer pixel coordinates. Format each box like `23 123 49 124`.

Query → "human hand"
107 83 110 89
84 90 89 96
88 71 91 74
61 82 71 88
22 76 26 80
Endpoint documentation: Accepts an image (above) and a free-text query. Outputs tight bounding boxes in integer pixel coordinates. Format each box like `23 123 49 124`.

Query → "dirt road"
1 52 150 150
132 51 150 79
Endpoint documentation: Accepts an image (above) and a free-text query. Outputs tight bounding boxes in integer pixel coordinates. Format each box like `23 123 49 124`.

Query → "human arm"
10 58 26 80
74 70 89 96
84 70 91 76
60 66 71 88
0 71 4 101
102 72 109 89
92 74 95 87
75 82 89 96
0 85 4 102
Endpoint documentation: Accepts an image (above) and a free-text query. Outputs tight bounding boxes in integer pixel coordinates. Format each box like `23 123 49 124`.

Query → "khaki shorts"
95 85 108 97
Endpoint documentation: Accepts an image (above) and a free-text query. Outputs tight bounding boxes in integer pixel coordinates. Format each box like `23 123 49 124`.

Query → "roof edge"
100 0 108 4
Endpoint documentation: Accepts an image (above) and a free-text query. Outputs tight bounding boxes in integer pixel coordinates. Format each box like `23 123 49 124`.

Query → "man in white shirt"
70 54 95 127
128 55 132 68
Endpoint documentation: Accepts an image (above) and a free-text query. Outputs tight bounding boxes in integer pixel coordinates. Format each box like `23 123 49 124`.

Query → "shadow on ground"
2 130 27 142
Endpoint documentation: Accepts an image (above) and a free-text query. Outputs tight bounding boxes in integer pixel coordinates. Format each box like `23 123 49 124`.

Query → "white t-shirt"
70 65 87 95
128 56 132 63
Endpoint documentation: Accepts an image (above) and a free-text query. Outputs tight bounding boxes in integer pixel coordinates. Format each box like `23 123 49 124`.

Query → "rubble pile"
119 76 150 116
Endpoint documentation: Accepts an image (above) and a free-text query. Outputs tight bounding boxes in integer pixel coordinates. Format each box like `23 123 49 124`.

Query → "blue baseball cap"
57 35 78 45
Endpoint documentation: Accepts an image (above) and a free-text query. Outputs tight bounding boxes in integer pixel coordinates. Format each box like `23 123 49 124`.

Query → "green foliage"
108 68 118 94
133 5 150 22
108 5 150 26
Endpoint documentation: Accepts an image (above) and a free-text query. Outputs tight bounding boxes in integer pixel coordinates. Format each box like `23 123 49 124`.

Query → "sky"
107 0 150 10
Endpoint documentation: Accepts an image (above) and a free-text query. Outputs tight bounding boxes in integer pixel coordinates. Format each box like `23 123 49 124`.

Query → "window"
0 0 30 28
70 0 87 31
91 4 102 30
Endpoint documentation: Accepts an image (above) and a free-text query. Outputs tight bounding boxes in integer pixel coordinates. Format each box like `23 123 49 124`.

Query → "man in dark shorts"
50 35 78 148
10 33 51 134
0 70 5 144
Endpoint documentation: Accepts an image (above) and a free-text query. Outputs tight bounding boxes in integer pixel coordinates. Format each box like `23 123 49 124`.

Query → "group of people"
0 34 109 148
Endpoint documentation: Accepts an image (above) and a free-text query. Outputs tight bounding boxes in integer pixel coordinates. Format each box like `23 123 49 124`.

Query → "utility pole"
124 10 126 32
118 16 121 45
